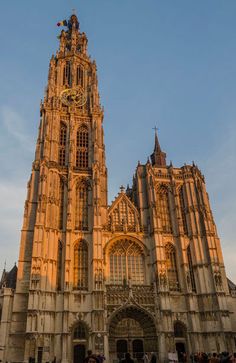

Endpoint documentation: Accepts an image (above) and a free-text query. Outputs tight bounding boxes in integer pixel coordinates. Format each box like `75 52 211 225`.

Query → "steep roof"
0 264 18 289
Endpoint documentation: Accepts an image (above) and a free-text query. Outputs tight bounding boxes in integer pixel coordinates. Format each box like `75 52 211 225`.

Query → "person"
87 355 100 363
143 352 149 363
210 353 219 363
121 352 134 363
230 353 236 363
150 352 157 363
97 353 106 363
84 350 93 363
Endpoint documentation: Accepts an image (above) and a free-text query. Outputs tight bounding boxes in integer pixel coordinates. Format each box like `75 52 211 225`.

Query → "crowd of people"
83 350 236 363
189 352 236 363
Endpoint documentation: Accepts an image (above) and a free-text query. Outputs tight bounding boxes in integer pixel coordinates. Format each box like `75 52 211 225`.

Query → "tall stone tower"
7 14 108 363
1 12 236 363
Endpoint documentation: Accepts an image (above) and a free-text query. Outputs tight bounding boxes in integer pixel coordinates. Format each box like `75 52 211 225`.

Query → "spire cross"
72 8 77 15
152 126 159 134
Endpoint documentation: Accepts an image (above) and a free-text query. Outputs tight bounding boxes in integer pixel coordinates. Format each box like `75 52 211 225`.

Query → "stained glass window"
187 245 196 292
109 240 144 285
165 243 179 291
76 126 88 168
157 188 172 233
74 240 88 290
75 183 88 230
179 186 188 234
59 122 67 166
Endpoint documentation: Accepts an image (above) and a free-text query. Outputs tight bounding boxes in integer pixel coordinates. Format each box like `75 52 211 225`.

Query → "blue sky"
0 0 236 281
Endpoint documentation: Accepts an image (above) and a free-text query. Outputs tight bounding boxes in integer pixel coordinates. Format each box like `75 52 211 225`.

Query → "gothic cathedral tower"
7 14 108 363
1 12 236 363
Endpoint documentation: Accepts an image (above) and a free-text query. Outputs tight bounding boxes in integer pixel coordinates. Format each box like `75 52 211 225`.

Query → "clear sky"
0 0 236 282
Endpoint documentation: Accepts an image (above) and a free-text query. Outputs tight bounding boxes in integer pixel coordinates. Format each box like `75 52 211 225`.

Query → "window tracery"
76 126 89 168
157 187 172 233
75 182 88 230
109 197 137 232
74 240 88 290
74 323 86 339
187 245 196 292
56 240 63 291
59 122 67 166
179 186 188 234
63 61 71 86
76 65 84 87
109 239 144 285
59 179 65 229
165 243 179 291
174 321 186 338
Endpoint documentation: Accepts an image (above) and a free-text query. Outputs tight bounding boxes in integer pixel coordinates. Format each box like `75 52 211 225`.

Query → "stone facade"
0 13 236 363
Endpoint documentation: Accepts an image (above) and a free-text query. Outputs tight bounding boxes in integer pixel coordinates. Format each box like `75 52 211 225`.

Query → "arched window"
63 61 71 86
56 241 63 291
179 186 188 234
165 243 179 291
59 122 67 166
59 179 65 229
76 65 84 87
174 321 186 338
74 323 87 339
74 240 88 290
75 183 88 230
187 245 196 292
109 239 145 285
157 188 172 233
76 126 89 168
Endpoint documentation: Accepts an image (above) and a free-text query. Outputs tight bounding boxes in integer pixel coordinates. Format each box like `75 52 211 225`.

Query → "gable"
108 192 140 232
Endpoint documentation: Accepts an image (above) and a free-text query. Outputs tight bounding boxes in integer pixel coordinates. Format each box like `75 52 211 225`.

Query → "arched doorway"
74 344 86 363
73 323 88 363
174 321 187 362
109 305 158 362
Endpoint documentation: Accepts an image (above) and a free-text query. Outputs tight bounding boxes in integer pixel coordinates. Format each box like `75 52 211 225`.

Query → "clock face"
60 86 87 107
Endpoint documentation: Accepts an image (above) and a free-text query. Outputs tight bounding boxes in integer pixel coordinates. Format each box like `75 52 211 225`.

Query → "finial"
169 160 173 167
120 185 125 193
4 260 6 270
72 8 77 15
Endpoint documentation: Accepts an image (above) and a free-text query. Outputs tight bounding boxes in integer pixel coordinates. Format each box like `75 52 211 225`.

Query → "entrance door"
132 339 144 359
175 342 186 363
117 340 128 360
74 344 86 363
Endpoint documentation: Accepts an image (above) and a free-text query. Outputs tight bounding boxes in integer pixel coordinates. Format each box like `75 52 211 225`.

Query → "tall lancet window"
76 65 84 87
187 245 196 292
179 186 188 234
75 182 88 230
157 187 172 233
59 122 67 166
63 61 71 86
165 243 179 291
74 240 88 290
57 241 63 291
76 126 89 168
59 179 65 230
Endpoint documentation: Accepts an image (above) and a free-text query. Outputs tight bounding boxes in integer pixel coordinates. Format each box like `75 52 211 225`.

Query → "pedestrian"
121 353 134 363
150 352 157 363
143 352 149 363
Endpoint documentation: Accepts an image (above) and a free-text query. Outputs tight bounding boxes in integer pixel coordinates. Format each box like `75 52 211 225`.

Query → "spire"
150 128 166 167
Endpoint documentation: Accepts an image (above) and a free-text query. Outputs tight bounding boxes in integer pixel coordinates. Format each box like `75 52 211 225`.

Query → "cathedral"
1 13 236 363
